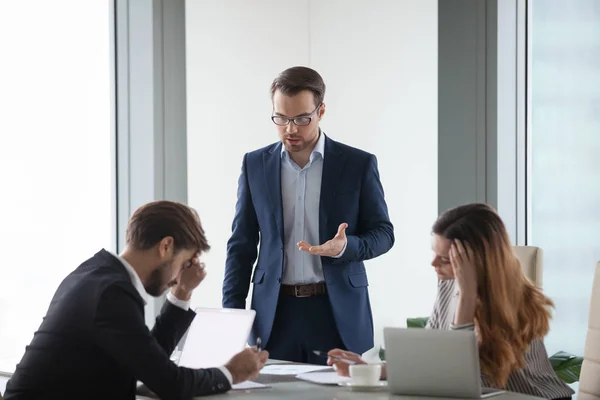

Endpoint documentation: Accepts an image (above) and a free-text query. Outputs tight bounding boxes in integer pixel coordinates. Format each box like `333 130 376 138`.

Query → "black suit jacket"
4 249 230 400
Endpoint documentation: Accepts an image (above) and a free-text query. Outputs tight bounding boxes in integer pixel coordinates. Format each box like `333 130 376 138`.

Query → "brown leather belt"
280 282 327 297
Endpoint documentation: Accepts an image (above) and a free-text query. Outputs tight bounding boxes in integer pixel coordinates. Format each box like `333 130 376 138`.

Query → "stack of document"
228 364 350 390
232 381 269 390
296 371 350 385
259 363 350 385
231 364 333 390
260 364 330 375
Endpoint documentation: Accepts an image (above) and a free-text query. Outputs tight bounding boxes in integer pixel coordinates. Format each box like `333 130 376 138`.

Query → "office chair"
514 246 544 288
578 261 600 400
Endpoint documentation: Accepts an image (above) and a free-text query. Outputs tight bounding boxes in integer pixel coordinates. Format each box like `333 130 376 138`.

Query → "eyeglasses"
271 103 322 126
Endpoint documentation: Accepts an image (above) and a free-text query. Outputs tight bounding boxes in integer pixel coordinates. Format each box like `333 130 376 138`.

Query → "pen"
312 350 356 365
256 337 262 352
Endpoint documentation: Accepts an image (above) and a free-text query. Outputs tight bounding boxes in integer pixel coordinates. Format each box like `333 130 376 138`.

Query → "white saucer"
337 381 388 392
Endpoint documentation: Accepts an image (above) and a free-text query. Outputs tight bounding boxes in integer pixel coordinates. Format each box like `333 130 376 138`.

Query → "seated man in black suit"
4 200 268 400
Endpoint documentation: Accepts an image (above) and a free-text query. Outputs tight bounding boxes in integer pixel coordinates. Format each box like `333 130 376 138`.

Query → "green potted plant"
376 317 582 384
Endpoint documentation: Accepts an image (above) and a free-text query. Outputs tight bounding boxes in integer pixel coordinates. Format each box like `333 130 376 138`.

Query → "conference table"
0 359 547 400
177 378 547 400
136 359 547 400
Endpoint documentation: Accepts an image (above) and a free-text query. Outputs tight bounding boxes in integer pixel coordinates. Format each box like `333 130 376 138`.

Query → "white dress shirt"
280 132 345 284
109 251 233 384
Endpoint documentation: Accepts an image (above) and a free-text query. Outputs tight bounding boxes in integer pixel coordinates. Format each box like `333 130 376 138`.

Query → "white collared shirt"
109 251 190 310
109 251 233 384
280 132 345 284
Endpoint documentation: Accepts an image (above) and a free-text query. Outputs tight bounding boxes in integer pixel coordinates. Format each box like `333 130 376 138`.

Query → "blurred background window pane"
0 0 113 372
528 0 600 362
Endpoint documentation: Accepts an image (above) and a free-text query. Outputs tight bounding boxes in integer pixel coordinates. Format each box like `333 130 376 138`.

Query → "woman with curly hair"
328 203 574 399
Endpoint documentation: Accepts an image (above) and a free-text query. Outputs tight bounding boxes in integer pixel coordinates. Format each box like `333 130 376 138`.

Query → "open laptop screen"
178 307 255 369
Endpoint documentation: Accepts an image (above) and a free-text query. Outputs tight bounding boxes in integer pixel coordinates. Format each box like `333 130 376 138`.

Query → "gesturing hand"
298 223 348 257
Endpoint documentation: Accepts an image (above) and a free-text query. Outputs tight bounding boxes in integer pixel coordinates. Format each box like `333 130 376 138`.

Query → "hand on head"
225 348 269 384
171 255 207 300
326 349 365 377
449 239 478 297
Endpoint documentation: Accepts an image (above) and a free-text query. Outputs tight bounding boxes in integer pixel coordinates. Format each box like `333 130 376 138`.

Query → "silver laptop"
137 307 256 398
383 327 505 398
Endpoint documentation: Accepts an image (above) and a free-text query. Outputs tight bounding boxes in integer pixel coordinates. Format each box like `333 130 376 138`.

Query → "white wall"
186 0 438 348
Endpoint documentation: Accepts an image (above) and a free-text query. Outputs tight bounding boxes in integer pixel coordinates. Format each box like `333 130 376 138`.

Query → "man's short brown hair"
125 200 210 253
270 66 326 106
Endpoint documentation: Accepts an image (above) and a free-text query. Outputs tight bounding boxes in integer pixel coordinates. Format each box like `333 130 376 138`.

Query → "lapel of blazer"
263 143 284 245
319 135 346 243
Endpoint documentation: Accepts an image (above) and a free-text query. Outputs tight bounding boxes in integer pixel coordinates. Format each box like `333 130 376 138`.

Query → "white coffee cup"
349 364 382 386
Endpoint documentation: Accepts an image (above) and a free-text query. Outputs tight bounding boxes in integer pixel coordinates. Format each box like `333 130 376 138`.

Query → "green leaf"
549 351 583 384
406 317 429 328
379 347 386 361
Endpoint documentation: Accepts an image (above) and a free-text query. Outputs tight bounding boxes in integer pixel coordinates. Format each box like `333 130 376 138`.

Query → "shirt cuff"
331 241 348 258
218 365 233 384
450 322 475 330
166 291 191 311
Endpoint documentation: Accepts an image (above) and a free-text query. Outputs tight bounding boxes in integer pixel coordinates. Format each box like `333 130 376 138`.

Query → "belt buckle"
294 285 311 298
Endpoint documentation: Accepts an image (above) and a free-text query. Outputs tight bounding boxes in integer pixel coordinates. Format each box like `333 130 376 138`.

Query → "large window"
527 0 600 358
0 1 113 372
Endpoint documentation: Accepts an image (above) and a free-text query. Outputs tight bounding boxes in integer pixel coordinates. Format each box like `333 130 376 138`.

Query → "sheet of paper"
231 381 269 390
260 364 331 375
296 371 351 385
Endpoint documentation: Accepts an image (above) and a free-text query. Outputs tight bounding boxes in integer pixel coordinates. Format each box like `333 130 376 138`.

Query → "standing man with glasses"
222 66 395 364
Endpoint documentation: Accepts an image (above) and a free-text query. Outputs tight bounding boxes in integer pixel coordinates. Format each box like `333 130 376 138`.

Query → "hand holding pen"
312 350 356 365
322 349 366 377
225 342 269 384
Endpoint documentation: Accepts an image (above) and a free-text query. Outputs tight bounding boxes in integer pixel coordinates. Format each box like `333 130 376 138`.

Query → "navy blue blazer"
222 135 394 354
